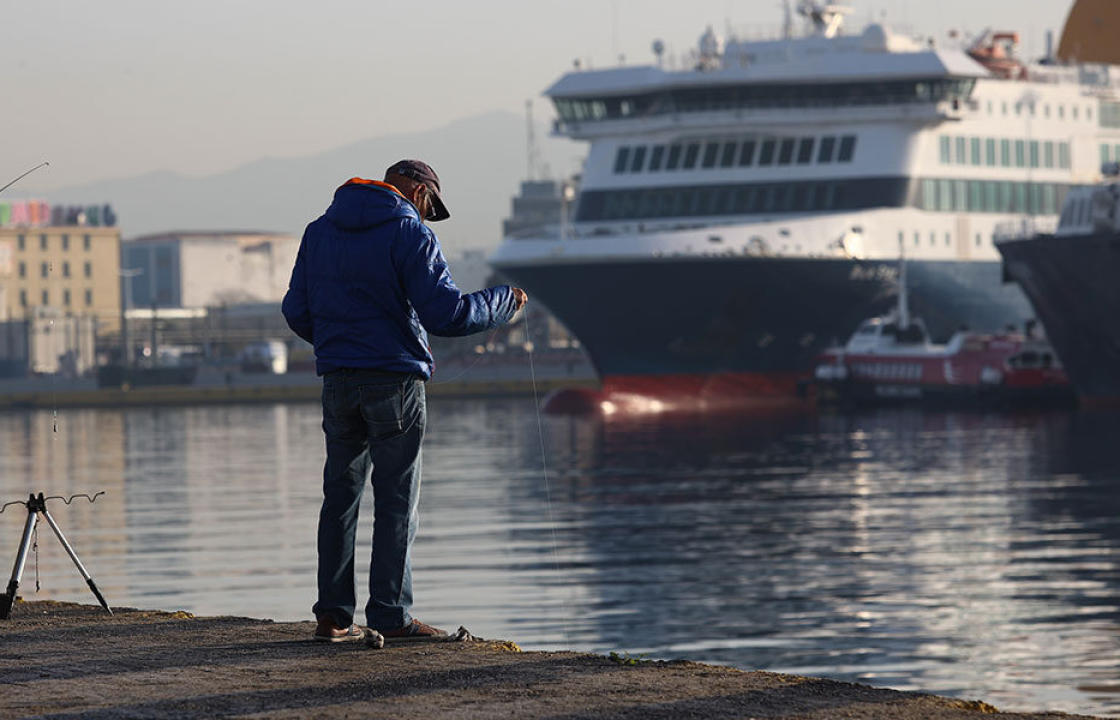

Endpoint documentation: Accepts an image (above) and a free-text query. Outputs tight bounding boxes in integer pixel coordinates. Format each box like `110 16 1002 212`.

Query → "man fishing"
282 159 527 643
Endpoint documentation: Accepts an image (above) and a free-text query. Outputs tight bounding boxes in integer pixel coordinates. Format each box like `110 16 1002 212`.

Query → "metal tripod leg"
0 501 39 620
39 508 112 616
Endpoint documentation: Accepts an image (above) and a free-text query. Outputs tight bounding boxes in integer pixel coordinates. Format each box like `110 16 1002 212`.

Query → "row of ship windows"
982 99 1093 123
899 230 1006 250
14 233 95 251
15 261 94 278
915 179 1067 215
613 135 857 174
938 136 1072 170
17 289 93 307
575 178 1068 222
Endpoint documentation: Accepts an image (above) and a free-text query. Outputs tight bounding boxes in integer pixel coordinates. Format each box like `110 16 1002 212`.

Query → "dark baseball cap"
385 159 450 222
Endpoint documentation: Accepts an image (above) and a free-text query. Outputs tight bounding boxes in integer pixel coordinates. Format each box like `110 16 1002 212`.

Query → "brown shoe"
314 617 367 643
379 618 449 643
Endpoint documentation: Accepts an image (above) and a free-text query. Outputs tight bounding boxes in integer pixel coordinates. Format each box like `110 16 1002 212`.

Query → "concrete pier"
0 601 1096 719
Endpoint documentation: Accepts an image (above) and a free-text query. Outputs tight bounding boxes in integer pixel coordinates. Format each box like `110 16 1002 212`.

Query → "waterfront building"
0 210 122 334
122 231 298 309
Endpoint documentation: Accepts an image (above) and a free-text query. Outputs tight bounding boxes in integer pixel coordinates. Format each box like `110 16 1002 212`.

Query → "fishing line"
523 303 574 647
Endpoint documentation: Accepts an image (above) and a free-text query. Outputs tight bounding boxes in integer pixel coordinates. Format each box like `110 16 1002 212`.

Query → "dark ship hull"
998 232 1120 404
495 255 1032 408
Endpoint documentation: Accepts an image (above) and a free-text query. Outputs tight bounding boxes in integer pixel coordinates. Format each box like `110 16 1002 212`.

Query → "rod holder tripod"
0 492 112 620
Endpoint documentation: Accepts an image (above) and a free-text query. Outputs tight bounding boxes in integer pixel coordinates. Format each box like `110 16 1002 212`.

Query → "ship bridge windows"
649 145 665 171
552 78 975 125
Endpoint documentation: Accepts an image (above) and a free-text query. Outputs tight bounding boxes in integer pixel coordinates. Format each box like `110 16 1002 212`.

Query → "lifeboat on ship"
967 30 1027 80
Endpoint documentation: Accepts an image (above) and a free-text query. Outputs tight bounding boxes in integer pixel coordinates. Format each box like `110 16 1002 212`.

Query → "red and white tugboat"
812 260 1073 407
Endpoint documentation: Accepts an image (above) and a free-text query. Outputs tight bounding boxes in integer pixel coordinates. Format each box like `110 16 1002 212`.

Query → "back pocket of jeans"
357 382 404 440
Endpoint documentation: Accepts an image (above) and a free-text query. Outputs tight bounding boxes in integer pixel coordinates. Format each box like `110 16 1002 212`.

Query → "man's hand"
512 287 528 310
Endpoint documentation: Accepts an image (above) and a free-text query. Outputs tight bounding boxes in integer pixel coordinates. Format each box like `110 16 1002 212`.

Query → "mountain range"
43 111 580 254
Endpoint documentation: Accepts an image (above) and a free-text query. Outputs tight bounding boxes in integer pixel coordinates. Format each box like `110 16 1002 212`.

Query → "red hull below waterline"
542 372 810 415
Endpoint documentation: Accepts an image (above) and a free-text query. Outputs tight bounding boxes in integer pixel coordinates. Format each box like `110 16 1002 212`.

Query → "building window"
1044 141 1055 168
1029 141 1040 168
19 290 27 307
84 261 92 278
39 234 47 250
913 231 920 246
985 138 996 166
1058 105 1065 119
945 232 952 247
18 261 25 278
1073 106 1080 120
40 262 48 278
970 137 981 165
1014 140 1026 167
738 140 756 166
666 144 682 170
1000 139 1011 167
41 290 48 306
939 136 951 163
61 234 69 250
1101 144 1111 164
83 234 91 251
648 145 665 171
62 261 70 278
613 146 631 173
796 137 814 164
818 136 836 163
1058 142 1071 169
955 137 967 163
17 234 25 251
1001 101 1008 115
837 136 856 162
929 231 936 246
629 145 646 172
63 289 71 306
84 289 93 306
975 233 982 247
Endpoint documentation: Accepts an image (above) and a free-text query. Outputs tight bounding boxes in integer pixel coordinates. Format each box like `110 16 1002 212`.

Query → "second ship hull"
498 255 1033 407
998 232 1120 404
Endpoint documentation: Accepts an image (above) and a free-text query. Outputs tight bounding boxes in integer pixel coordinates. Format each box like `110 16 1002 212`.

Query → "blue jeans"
313 368 426 631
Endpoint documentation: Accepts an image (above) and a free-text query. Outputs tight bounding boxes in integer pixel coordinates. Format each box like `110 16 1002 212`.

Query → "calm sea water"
0 399 1117 716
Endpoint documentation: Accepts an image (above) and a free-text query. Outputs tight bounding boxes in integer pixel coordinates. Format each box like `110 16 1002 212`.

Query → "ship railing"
993 216 1058 241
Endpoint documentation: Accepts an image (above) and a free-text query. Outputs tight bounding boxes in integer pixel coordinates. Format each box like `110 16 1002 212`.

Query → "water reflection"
0 402 1116 716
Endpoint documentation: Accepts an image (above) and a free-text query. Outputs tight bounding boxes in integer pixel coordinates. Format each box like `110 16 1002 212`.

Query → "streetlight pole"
119 268 142 368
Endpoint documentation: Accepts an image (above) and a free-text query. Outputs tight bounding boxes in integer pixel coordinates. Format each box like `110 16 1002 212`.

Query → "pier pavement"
0 601 1098 719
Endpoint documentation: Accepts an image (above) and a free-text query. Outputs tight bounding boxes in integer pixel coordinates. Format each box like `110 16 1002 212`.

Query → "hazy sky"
6 0 1072 192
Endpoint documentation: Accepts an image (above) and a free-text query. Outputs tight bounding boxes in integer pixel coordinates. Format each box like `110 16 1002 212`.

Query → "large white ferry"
491 1 1118 408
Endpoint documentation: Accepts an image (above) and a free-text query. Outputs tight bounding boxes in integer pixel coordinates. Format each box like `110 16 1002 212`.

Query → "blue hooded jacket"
282 179 519 378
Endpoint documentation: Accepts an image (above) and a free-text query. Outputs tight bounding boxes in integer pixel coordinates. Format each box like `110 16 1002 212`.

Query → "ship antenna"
782 0 793 40
897 236 910 330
